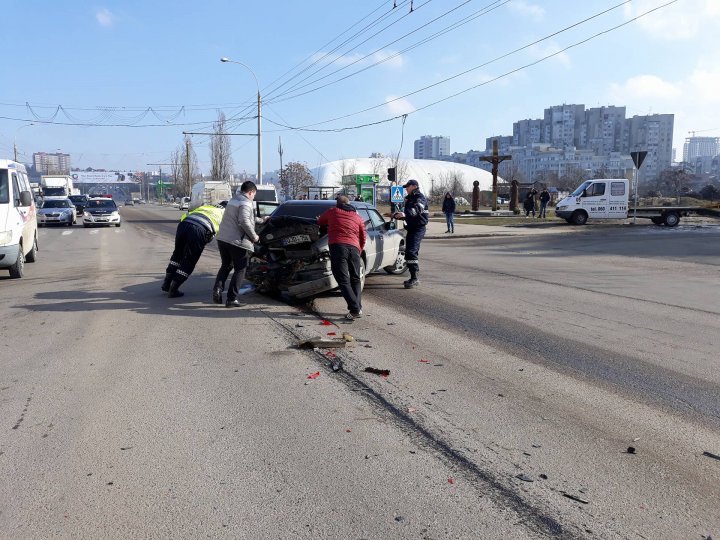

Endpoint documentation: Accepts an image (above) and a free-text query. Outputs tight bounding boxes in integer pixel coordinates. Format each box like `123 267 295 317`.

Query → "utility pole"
185 138 191 196
278 136 284 190
147 163 174 204
481 139 512 211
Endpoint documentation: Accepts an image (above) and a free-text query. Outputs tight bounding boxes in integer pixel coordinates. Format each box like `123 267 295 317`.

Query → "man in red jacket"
317 195 367 319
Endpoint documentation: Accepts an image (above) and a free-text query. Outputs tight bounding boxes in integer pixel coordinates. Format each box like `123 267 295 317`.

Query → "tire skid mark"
12 395 32 430
269 311 576 540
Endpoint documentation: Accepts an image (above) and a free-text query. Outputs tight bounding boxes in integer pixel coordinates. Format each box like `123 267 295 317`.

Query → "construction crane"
687 128 718 137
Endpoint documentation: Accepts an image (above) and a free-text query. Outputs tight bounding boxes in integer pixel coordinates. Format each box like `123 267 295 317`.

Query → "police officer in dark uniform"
162 204 224 298
391 179 428 289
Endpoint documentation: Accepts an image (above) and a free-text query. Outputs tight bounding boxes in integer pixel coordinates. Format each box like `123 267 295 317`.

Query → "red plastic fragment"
325 351 337 358
320 320 332 326
307 372 321 380
419 359 430 363
448 477 455 484
345 429 352 433
327 332 337 336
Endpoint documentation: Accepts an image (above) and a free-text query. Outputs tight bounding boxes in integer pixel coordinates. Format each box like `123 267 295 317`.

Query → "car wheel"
384 244 409 275
663 212 680 227
115 223 121 227
9 244 25 278
571 211 588 225
26 234 38 263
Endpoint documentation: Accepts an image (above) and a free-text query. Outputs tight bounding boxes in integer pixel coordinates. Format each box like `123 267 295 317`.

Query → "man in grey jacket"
213 181 267 307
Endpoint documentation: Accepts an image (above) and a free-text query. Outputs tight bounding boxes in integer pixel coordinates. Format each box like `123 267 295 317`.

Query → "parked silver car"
248 200 407 299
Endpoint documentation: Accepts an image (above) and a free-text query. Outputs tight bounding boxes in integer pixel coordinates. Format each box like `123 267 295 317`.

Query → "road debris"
539 474 548 480
531 443 542 448
516 473 534 482
342 332 354 342
447 477 455 484
626 446 636 454
407 407 417 413
394 516 405 523
327 332 337 336
298 337 347 349
418 359 430 363
561 492 589 504
320 319 332 326
120 447 133 451
364 367 390 377
702 451 720 461
307 372 321 380
295 323 305 328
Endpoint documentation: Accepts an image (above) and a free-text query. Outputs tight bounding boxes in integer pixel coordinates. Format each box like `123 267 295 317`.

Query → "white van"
255 183 278 203
189 181 232 211
0 160 38 278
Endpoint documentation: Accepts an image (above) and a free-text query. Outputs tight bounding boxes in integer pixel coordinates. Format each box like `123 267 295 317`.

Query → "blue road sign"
390 186 405 203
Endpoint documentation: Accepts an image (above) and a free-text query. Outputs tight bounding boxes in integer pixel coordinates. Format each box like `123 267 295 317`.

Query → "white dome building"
311 158 499 195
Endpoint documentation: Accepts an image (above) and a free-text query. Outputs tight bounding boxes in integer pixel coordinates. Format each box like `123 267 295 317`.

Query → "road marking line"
61 230 73 235
89 229 99 235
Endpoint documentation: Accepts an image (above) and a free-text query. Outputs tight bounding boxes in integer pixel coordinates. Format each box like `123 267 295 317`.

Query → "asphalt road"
1 204 718 539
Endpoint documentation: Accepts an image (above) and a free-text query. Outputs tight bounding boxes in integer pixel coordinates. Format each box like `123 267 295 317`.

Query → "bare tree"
178 135 198 196
279 161 315 200
210 111 233 182
369 154 385 177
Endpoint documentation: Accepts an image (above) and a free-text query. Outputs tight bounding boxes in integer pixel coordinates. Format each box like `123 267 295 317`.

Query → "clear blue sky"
1 0 718 174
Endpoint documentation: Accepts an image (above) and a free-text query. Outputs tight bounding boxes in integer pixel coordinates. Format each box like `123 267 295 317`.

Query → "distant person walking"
539 188 550 219
317 195 367 320
390 179 428 289
524 188 537 218
162 204 224 298
213 181 267 308
442 192 456 233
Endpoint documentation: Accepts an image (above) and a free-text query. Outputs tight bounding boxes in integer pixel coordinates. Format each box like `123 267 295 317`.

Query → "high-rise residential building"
513 119 543 147
33 152 71 174
622 114 674 184
543 104 585 148
484 136 513 153
683 136 719 163
584 106 626 155
414 135 450 160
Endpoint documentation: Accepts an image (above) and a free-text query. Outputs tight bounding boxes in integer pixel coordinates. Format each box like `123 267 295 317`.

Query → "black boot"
212 281 223 304
161 273 173 292
168 280 184 298
404 273 420 289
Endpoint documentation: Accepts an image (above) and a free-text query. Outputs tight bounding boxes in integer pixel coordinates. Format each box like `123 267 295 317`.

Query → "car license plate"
282 234 311 246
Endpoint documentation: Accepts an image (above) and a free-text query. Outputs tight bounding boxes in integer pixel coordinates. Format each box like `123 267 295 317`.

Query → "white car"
248 200 407 299
179 197 190 210
83 197 122 227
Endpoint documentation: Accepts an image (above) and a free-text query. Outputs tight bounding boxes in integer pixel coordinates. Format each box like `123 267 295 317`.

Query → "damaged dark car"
248 200 407 299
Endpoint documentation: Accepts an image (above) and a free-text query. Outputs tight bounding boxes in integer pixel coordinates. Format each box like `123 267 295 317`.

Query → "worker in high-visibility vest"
162 204 224 298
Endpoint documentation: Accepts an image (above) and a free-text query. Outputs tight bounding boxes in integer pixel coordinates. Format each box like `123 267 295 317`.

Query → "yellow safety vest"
181 205 224 234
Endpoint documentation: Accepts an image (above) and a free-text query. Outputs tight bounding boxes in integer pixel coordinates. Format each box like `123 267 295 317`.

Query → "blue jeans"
444 212 454 232
539 201 548 218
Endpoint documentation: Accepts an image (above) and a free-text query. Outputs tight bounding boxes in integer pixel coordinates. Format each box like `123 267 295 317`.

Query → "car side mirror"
19 191 33 207
384 221 396 231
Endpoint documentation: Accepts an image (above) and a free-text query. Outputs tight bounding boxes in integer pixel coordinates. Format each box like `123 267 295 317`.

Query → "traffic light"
387 167 396 183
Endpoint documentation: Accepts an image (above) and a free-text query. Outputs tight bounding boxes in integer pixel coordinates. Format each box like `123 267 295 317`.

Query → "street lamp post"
221 57 261 185
14 123 34 162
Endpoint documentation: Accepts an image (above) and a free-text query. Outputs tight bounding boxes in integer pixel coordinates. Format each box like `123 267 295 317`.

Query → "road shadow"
13 273 286 320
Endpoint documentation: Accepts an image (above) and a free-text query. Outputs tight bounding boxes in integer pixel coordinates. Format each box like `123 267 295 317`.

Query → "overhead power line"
261 0 677 133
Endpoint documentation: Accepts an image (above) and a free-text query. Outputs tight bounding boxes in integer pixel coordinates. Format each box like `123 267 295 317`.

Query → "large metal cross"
480 139 512 211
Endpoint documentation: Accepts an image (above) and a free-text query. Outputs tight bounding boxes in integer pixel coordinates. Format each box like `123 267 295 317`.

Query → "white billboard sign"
70 171 141 184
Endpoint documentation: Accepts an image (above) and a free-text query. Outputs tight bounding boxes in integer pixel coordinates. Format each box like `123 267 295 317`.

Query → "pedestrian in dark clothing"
524 188 537 218
162 204 224 298
317 195 367 319
390 179 428 289
538 188 550 218
442 192 456 233
213 181 267 307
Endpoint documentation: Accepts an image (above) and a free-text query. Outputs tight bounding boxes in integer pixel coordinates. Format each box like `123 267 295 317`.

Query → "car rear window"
272 203 334 219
